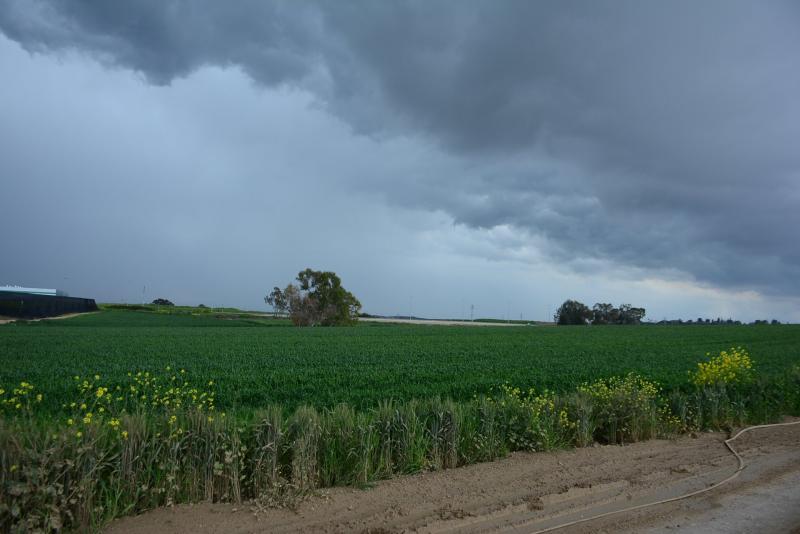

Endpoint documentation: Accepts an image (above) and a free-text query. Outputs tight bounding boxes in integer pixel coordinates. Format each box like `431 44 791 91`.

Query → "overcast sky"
2 1 799 322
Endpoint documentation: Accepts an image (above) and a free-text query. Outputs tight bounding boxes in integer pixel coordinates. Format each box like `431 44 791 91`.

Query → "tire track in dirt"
105 420 800 534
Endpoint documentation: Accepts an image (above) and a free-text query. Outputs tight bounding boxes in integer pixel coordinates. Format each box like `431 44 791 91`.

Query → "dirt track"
358 317 531 327
106 420 800 533
0 311 97 325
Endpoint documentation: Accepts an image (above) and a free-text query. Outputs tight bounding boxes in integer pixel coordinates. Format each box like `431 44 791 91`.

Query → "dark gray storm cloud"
2 0 799 297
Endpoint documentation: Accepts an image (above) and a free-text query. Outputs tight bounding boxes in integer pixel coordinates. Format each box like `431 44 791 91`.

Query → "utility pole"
470 304 474 321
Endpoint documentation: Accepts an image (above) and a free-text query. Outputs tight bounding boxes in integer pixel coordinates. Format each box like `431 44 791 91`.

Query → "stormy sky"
2 1 799 322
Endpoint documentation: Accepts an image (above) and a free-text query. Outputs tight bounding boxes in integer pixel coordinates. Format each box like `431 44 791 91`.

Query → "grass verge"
1 356 799 532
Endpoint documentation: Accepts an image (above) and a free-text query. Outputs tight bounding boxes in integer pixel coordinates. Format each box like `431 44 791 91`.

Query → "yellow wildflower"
691 347 754 387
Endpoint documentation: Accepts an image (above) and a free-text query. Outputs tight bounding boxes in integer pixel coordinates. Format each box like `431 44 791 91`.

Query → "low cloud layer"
1 1 799 317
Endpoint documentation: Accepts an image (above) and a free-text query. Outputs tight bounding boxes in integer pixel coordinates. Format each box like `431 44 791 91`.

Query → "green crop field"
3 309 800 532
1 310 799 414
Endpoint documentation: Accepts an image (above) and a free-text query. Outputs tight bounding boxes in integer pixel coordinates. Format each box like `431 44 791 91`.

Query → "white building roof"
0 286 58 296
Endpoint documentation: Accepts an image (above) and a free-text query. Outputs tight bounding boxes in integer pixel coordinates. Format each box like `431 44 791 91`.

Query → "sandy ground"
106 420 800 534
0 311 97 325
642 468 800 533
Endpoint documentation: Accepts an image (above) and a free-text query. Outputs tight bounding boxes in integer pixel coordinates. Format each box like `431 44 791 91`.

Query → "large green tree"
591 302 615 325
554 299 592 325
266 269 361 326
590 302 646 325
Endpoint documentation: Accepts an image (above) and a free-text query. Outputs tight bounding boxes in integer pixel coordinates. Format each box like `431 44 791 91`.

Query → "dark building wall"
0 292 98 319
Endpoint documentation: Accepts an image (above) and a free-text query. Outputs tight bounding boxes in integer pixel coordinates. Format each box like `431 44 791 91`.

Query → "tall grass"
2 365 799 532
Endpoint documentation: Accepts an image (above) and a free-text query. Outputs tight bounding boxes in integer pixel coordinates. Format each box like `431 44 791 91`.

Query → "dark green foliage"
592 303 646 325
296 269 361 326
264 287 288 316
266 269 361 326
554 299 592 325
151 298 174 306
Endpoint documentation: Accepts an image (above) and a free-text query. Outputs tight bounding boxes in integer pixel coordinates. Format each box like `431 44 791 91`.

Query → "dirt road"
0 311 97 325
358 317 532 327
106 419 800 533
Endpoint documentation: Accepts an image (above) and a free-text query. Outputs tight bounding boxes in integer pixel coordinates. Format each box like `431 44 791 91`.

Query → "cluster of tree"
754 319 782 325
151 298 174 306
554 300 646 325
265 268 361 326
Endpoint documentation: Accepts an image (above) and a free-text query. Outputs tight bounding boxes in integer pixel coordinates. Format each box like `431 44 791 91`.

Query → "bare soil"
106 419 800 533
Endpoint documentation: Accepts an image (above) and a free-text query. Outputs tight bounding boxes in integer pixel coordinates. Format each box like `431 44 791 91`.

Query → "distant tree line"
554 300 646 325
655 318 782 326
265 268 361 326
554 299 783 326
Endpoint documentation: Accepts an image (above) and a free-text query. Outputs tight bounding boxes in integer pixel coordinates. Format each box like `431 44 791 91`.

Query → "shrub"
563 390 595 447
691 347 754 387
578 373 663 444
486 384 568 452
